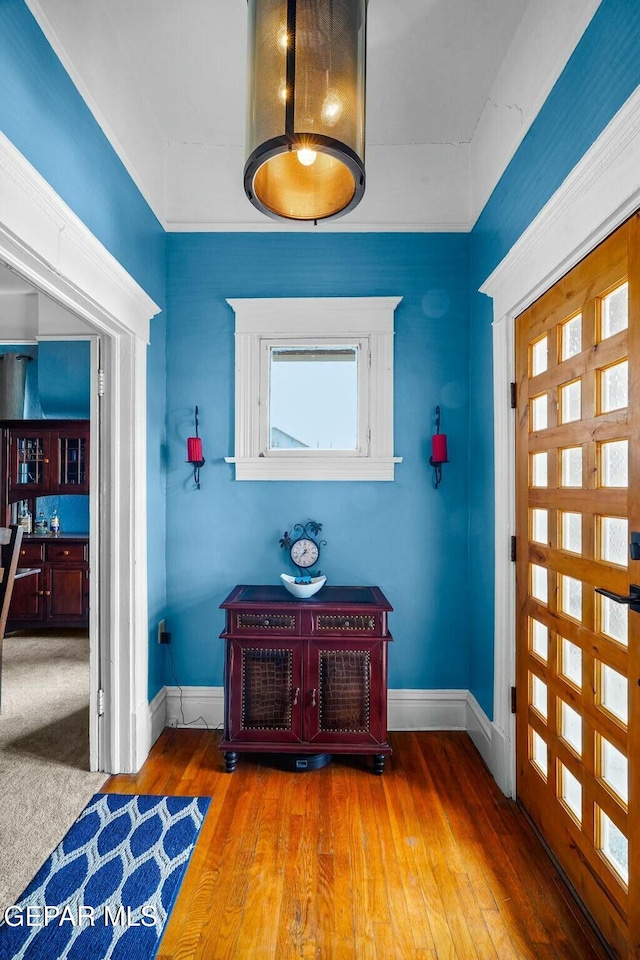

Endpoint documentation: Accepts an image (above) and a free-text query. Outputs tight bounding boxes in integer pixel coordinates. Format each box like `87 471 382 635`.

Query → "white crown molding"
0 132 160 342
469 0 602 226
25 0 167 229
480 84 640 318
480 84 640 801
165 220 472 234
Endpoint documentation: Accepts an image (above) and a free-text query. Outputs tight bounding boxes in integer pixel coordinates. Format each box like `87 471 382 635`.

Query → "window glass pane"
600 664 628 724
561 447 582 487
561 512 582 554
601 360 628 413
530 673 547 720
531 564 548 604
559 700 582 755
598 807 628 884
560 575 582 621
531 336 548 377
559 380 581 423
531 452 548 487
531 509 548 545
599 737 628 804
530 728 547 778
600 595 628 646
600 516 628 566
558 763 582 823
561 314 582 360
601 440 628 487
531 395 548 431
269 346 358 450
530 618 548 661
560 638 582 689
601 283 628 340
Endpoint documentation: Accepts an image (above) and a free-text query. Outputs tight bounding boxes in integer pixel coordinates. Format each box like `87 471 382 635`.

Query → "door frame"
480 87 640 798
0 131 160 774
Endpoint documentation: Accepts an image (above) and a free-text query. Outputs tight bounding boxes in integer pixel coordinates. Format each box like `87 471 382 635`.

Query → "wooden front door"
515 214 640 959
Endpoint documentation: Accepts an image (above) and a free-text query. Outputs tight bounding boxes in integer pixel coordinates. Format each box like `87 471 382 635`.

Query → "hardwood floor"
105 731 611 960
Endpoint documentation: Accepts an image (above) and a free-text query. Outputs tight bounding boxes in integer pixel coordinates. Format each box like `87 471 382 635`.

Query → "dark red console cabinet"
219 584 393 774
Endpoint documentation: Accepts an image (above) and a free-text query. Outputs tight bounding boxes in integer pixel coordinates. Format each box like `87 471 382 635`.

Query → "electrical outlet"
157 619 166 644
167 717 178 728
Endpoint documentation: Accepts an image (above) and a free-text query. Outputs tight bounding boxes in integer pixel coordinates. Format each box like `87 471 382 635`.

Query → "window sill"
224 456 403 481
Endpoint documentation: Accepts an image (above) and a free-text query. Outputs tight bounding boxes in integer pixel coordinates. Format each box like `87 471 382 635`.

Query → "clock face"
291 537 319 568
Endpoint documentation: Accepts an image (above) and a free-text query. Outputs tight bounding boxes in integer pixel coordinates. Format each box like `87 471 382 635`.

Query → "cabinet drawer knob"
21 550 26 556
37 590 44 596
292 687 300 706
311 688 317 707
43 458 49 464
44 590 51 596
62 550 69 556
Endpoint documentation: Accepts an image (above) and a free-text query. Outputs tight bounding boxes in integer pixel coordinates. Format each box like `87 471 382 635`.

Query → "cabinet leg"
372 754 386 776
224 751 239 773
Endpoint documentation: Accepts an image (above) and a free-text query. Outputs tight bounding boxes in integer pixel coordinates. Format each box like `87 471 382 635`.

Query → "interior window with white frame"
225 297 403 480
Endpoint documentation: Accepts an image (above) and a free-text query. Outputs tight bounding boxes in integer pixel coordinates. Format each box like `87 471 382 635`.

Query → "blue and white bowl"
280 574 327 599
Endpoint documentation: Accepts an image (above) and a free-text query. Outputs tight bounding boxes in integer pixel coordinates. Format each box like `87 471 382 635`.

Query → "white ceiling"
26 0 601 232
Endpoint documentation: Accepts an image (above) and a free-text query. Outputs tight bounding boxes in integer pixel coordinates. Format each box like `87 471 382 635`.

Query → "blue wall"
0 1 165 308
0 0 168 698
165 233 471 690
468 0 640 717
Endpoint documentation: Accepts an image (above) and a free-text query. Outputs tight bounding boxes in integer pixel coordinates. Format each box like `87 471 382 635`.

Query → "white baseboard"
388 688 468 730
148 686 167 747
148 685 511 794
165 685 225 730
465 692 494 769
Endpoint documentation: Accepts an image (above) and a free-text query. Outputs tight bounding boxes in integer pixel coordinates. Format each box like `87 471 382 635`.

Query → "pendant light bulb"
321 91 344 127
297 147 318 166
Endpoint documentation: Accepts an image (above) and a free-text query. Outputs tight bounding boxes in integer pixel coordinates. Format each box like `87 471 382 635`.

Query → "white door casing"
0 131 160 774
480 86 640 797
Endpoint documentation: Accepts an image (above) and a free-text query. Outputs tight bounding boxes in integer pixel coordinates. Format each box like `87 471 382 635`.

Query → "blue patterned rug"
0 793 210 960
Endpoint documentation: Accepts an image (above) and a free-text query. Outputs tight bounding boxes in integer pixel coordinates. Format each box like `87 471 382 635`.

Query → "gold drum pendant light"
244 0 367 222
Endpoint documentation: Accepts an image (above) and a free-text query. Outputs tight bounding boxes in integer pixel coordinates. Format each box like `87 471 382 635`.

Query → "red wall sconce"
429 405 448 489
186 405 205 489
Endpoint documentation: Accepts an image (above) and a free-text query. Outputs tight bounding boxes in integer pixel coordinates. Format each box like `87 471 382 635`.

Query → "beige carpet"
0 630 106 911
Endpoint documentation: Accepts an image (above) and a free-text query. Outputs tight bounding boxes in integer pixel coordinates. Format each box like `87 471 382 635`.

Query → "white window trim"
225 297 403 480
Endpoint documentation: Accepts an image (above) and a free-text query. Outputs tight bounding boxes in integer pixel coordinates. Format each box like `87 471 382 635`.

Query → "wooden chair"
0 525 24 710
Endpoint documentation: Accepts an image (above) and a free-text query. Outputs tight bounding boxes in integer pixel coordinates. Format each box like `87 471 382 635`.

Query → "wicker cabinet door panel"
227 640 303 743
306 640 385 745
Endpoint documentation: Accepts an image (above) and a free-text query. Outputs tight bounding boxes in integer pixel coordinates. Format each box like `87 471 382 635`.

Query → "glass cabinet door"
9 431 51 494
57 432 88 491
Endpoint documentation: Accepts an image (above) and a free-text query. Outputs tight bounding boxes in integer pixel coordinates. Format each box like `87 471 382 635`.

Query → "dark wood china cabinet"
219 584 393 774
1 420 90 631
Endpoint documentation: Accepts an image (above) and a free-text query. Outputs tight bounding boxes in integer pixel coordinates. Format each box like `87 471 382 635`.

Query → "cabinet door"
55 426 89 494
47 566 88 621
9 570 44 621
226 639 303 743
8 429 52 497
305 640 386 746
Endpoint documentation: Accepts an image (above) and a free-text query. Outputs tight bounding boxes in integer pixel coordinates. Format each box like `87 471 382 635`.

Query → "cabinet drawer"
46 542 87 563
312 612 382 636
18 542 45 563
233 610 298 633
